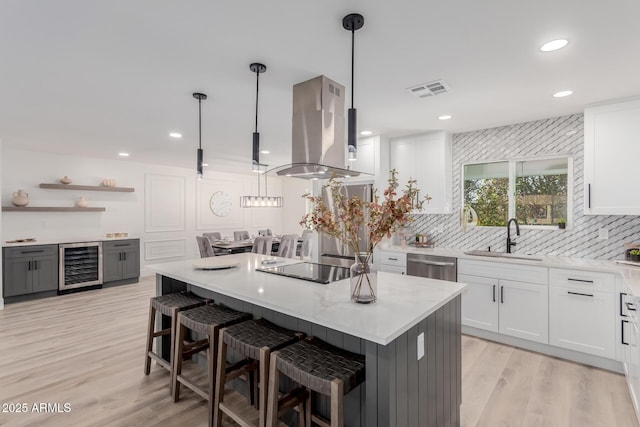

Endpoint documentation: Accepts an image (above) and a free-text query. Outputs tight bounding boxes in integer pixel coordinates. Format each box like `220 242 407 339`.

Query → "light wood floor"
0 276 637 427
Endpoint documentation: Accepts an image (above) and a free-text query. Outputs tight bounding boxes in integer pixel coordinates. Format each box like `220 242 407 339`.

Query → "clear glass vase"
350 252 377 304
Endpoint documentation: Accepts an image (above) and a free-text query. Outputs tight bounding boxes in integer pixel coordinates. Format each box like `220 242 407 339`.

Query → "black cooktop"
256 262 350 284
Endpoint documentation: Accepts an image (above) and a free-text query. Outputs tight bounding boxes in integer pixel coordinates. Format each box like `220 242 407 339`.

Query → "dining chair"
258 229 273 236
251 236 274 255
203 232 222 244
196 236 216 258
298 229 313 259
277 234 299 258
233 231 250 241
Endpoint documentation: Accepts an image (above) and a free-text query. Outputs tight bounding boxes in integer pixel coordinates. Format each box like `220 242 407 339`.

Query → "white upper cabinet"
584 98 640 215
389 131 452 214
352 136 375 175
345 136 376 183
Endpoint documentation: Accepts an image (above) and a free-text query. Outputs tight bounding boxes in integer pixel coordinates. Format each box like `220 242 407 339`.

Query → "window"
463 156 572 228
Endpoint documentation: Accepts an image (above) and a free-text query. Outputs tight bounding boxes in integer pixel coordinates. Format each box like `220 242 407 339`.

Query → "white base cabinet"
549 267 616 359
499 280 549 343
549 287 615 358
376 250 406 275
458 274 499 332
459 274 548 344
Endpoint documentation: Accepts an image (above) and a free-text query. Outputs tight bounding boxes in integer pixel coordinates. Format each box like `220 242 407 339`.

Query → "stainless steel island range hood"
274 75 362 179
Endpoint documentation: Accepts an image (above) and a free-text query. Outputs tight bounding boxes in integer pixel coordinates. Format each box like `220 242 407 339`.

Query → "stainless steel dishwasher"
406 253 457 281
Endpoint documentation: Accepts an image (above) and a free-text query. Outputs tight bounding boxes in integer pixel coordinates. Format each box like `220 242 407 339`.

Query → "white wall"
1 149 305 276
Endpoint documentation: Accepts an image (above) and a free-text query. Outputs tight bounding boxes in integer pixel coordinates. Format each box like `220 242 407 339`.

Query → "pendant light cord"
255 70 260 133
351 28 355 109
198 98 202 150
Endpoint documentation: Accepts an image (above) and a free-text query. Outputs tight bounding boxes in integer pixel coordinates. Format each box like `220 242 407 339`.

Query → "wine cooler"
59 242 103 291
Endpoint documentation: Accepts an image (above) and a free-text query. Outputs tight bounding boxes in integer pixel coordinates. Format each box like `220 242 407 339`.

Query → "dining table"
211 237 300 255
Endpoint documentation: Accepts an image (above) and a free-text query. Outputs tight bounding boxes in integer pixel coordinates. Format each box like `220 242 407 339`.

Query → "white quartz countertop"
379 245 640 297
147 253 466 345
2 236 139 247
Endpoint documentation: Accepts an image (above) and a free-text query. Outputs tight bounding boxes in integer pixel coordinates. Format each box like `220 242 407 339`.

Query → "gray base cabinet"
3 245 59 297
103 239 140 284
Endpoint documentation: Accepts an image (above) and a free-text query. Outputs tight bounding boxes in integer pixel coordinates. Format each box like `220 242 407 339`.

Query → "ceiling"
1 0 639 174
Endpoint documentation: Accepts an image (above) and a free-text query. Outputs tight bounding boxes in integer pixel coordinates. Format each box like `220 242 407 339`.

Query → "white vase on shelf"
75 196 88 208
11 190 29 206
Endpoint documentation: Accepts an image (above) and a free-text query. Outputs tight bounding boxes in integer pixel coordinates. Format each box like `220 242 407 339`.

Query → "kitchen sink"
463 250 543 262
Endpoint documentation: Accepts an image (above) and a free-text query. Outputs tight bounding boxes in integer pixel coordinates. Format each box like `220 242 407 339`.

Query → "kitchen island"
148 253 465 427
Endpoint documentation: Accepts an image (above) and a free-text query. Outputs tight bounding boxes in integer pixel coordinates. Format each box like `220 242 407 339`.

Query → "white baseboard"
463 325 624 373
0 298 4 310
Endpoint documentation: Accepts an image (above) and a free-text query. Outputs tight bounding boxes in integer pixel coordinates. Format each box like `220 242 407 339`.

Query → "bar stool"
144 292 208 385
266 337 366 427
213 318 305 427
172 304 252 426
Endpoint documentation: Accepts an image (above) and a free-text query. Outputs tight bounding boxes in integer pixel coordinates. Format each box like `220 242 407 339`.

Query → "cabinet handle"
33 260 38 270
492 285 496 302
568 291 594 297
27 261 32 271
626 302 636 311
567 278 594 284
388 257 398 261
588 183 591 209
622 320 630 345
411 259 456 267
621 292 628 317
118 253 122 261
114 243 130 247
123 252 127 261
21 249 44 254
500 286 504 304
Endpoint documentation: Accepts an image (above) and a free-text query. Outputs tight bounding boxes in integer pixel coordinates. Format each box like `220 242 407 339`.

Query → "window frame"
461 154 574 230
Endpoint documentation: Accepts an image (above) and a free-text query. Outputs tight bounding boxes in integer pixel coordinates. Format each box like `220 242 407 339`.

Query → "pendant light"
250 62 266 172
240 164 284 208
343 13 364 162
240 62 283 208
193 92 207 179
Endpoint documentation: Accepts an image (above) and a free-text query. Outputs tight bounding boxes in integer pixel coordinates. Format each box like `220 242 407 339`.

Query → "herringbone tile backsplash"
410 113 640 260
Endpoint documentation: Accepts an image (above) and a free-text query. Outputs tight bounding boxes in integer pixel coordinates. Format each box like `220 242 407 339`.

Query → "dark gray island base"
157 274 462 427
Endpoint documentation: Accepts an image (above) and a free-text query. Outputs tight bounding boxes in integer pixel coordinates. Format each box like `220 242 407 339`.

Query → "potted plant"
630 249 640 262
301 169 430 304
557 218 566 229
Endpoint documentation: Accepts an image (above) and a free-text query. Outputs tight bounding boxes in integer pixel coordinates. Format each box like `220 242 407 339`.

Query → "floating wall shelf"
39 184 135 192
2 207 106 212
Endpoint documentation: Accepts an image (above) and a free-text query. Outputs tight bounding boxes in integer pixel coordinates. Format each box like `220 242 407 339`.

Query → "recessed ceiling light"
360 130 372 136
553 90 573 98
540 39 569 52
118 152 129 157
202 163 209 166
260 150 270 154
438 115 452 120
169 132 182 138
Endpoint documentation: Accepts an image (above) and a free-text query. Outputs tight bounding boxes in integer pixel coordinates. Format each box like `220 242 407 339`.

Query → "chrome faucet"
506 218 520 253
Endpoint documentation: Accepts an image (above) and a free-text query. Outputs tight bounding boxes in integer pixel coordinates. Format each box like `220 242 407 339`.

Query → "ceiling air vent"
407 80 450 98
